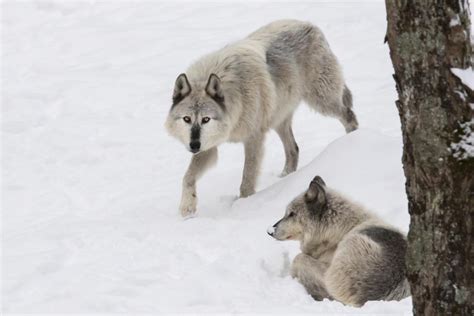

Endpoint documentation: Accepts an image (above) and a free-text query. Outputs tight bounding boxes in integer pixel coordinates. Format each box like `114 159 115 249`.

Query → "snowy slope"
2 1 411 314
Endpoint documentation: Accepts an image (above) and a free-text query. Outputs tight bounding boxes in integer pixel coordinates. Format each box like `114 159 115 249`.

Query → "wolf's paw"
279 170 290 178
239 183 256 198
179 195 197 218
179 205 196 218
180 205 196 218
239 189 255 198
279 167 296 178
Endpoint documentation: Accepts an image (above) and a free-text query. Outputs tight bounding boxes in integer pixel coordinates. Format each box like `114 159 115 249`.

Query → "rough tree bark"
385 1 473 315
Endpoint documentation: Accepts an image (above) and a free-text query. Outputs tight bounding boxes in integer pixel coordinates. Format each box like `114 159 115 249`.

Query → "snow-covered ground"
2 1 412 314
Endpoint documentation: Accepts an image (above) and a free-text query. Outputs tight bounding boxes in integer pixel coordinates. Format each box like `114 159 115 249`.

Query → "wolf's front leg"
240 134 265 198
180 147 218 217
291 253 331 301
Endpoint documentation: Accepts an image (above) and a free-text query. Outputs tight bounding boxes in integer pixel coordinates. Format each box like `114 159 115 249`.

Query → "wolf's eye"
288 212 295 218
202 117 211 124
183 116 191 123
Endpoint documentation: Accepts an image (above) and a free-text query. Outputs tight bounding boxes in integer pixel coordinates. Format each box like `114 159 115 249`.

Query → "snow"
3 1 411 314
452 67 474 90
450 67 474 159
450 14 461 27
451 119 474 159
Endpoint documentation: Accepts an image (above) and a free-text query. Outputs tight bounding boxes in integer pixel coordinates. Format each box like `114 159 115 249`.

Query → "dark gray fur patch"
172 91 189 107
205 74 226 111
305 176 328 219
354 227 407 305
210 94 225 111
265 25 314 89
190 125 200 141
172 74 192 107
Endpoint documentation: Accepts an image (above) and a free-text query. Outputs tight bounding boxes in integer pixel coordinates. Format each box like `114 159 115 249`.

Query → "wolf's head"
267 176 328 241
165 73 231 154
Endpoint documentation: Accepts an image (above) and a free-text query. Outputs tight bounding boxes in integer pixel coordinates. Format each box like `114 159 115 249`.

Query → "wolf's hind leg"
180 147 218 217
240 133 265 198
276 115 299 177
291 253 331 301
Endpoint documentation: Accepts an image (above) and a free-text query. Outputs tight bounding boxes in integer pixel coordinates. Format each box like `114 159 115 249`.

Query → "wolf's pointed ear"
205 73 225 106
305 176 327 208
173 73 191 106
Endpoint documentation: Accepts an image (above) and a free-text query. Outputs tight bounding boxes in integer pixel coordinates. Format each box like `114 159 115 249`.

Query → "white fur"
166 20 358 216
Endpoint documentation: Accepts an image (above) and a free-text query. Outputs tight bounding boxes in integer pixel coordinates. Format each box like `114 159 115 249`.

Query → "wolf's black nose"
190 141 201 153
267 226 275 236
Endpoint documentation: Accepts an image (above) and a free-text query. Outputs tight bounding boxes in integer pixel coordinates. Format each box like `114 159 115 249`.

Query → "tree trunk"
385 1 473 315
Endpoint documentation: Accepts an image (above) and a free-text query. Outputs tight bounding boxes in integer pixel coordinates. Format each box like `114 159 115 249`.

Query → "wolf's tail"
342 84 353 109
385 278 411 301
341 84 358 132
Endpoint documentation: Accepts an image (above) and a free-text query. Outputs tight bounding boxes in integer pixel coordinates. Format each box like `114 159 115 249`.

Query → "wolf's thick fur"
166 20 358 217
268 176 410 307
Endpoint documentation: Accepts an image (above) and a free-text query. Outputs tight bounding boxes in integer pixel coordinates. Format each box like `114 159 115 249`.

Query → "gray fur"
291 253 332 301
355 227 408 304
165 20 359 217
343 84 353 109
275 115 299 177
265 26 313 92
268 176 410 307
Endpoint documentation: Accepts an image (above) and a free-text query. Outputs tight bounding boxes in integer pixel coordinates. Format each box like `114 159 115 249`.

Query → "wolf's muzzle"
267 226 275 236
190 140 201 153
267 218 282 237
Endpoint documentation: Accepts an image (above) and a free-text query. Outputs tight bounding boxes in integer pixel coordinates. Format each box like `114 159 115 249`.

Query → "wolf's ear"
173 73 191 105
205 74 225 106
305 176 327 210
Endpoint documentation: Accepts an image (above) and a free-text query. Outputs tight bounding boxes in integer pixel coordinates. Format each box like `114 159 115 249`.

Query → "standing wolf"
166 20 358 217
267 176 410 307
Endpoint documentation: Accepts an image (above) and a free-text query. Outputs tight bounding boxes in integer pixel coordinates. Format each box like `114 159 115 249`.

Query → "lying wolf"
166 20 358 217
267 176 410 307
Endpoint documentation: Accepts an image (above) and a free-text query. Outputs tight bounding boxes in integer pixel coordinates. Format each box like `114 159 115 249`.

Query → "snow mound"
233 129 409 231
